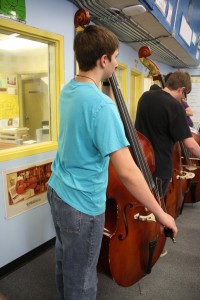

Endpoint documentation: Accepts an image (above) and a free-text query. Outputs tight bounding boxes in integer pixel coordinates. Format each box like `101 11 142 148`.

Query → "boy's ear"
100 54 107 67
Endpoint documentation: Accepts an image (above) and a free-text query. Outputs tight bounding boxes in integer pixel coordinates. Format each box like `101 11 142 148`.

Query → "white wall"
0 0 77 268
26 0 77 84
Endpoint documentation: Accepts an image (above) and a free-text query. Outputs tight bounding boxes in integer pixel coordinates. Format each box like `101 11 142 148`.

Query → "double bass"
169 142 194 218
98 73 168 287
74 10 173 287
181 128 200 206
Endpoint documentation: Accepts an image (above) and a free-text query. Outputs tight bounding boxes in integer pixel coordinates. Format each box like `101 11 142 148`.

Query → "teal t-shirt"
48 79 129 216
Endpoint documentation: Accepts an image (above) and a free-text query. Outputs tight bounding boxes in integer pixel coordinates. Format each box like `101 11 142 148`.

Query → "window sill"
0 141 58 162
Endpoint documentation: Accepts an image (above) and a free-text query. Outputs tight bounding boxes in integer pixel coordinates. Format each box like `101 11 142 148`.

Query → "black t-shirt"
135 89 192 179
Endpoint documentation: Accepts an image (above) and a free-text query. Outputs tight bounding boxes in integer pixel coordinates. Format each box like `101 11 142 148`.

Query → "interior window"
0 32 56 150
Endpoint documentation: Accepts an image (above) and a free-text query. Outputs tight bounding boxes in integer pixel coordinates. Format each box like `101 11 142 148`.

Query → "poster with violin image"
3 159 52 218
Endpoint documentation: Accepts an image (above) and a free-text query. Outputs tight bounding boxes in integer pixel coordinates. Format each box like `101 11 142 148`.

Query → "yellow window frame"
0 18 64 162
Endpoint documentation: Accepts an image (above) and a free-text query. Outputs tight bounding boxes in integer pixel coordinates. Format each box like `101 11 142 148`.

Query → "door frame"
18 72 48 128
130 68 142 121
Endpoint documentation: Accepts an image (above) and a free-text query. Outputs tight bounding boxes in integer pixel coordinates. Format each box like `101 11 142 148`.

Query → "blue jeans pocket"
48 186 81 233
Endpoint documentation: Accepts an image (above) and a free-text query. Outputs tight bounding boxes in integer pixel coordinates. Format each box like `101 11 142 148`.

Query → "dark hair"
74 25 119 71
164 72 172 83
166 71 191 94
150 84 161 91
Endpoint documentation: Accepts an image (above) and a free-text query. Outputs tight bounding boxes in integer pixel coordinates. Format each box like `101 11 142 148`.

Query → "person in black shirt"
135 70 200 198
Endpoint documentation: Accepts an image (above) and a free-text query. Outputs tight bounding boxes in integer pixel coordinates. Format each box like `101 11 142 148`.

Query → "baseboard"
0 237 56 278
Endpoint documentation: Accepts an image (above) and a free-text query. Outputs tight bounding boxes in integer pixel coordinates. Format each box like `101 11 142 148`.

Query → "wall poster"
179 15 192 47
187 76 200 129
3 159 52 218
155 0 167 16
0 0 26 22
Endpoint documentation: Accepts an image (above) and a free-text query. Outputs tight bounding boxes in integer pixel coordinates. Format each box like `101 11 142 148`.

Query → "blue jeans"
47 186 105 300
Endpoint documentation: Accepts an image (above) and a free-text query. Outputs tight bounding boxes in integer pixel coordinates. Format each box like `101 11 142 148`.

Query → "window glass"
0 32 56 150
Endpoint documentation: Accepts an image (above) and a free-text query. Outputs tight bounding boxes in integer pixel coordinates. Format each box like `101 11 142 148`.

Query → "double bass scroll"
138 46 165 87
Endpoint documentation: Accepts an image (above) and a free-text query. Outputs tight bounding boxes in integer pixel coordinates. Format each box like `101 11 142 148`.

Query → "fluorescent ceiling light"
0 37 45 50
122 5 146 16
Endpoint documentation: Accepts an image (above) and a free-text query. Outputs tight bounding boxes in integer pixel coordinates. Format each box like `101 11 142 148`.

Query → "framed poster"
3 158 53 218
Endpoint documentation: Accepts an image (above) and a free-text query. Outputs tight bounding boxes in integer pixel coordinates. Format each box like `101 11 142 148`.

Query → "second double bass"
138 46 193 219
181 128 200 205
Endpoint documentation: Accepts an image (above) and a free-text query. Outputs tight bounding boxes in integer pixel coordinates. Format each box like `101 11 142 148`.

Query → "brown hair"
166 70 191 94
164 72 172 83
74 25 119 71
